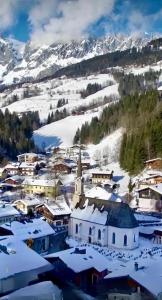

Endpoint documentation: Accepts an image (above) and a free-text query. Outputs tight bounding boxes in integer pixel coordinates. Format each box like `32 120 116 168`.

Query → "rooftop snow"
46 246 109 273
1 218 55 240
0 237 52 280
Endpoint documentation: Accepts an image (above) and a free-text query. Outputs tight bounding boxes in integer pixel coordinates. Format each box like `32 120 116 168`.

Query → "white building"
70 151 139 250
0 204 20 225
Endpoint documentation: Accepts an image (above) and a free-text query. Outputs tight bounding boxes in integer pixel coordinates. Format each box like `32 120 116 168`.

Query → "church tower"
73 147 84 208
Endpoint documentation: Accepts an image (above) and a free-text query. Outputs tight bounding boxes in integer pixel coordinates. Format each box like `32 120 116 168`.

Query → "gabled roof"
46 246 108 273
0 237 52 280
72 198 138 228
137 183 162 195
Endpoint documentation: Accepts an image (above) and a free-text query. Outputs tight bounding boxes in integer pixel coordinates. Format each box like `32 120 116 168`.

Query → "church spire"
77 147 82 178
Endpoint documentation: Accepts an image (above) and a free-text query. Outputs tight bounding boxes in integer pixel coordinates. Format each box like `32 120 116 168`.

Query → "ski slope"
33 112 99 149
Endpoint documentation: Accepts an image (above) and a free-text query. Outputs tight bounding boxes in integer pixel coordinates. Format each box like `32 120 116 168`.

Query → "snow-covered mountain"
0 34 153 86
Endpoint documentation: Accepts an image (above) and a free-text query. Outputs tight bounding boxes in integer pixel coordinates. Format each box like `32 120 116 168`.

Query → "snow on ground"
1 74 118 121
126 61 162 75
87 128 123 164
86 128 129 194
33 112 99 149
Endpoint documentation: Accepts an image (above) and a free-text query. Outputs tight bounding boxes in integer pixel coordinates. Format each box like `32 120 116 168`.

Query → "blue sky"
1 0 162 44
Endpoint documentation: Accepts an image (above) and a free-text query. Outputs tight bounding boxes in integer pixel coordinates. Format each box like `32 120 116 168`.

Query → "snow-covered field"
1 73 118 121
33 112 99 149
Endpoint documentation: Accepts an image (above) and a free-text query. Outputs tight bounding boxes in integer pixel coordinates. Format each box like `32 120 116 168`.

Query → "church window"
112 232 115 244
98 229 101 240
124 234 127 246
89 227 92 235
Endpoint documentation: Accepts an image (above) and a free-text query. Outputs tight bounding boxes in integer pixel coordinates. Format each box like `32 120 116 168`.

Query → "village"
0 145 161 300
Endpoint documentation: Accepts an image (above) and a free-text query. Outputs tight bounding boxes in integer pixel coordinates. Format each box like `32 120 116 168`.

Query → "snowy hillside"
0 34 152 86
33 112 99 149
1 74 118 120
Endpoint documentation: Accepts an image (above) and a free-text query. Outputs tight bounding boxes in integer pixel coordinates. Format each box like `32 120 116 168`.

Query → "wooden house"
145 158 162 170
45 247 108 292
36 200 71 227
137 184 162 212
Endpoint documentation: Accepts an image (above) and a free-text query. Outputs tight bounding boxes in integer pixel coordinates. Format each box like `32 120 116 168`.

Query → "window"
89 227 92 235
98 229 101 240
112 232 115 244
134 234 136 242
56 221 62 226
124 234 127 246
76 224 78 234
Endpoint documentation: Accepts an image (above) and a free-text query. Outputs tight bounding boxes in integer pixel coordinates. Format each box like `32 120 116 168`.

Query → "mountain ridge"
0 33 155 86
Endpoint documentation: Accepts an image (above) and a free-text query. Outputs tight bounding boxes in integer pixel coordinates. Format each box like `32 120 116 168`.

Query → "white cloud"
0 0 18 30
29 0 115 46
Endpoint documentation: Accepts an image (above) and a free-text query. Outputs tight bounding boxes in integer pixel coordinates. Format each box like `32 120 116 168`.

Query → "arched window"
124 234 127 246
112 232 115 244
89 227 92 235
134 234 136 242
98 229 101 240
75 224 78 234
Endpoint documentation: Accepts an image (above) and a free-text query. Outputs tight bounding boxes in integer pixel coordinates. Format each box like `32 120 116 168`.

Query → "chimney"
134 262 138 271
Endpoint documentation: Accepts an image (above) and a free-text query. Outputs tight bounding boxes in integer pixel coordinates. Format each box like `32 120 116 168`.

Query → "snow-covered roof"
130 261 162 297
17 153 38 158
72 198 138 228
0 281 62 300
23 178 61 187
137 183 162 195
0 204 20 218
85 186 121 202
14 198 41 207
0 237 52 280
92 169 112 175
145 157 162 163
1 218 55 240
46 246 108 273
43 201 71 216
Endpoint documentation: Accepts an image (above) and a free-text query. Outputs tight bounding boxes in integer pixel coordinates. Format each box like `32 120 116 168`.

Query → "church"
69 149 139 250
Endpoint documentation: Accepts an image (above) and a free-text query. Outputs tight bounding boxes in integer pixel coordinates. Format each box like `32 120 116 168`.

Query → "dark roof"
75 197 138 229
107 202 138 228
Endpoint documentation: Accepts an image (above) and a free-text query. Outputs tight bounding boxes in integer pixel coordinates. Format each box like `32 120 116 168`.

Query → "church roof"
73 198 138 229
108 202 138 228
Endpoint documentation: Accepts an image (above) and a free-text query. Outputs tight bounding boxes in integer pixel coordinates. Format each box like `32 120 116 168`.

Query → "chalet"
137 184 162 212
1 218 56 254
52 161 72 174
23 178 63 197
17 153 39 163
145 158 162 170
137 173 162 189
4 175 23 186
91 169 113 184
0 204 20 225
45 247 108 291
36 199 71 227
19 162 38 176
0 237 52 296
4 163 20 176
14 198 41 214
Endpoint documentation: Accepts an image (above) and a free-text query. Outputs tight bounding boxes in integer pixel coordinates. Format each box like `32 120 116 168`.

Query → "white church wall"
108 226 139 250
69 218 108 246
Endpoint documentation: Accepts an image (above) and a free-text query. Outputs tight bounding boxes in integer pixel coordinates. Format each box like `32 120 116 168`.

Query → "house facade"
23 178 62 197
92 170 113 184
145 158 162 170
137 184 162 212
